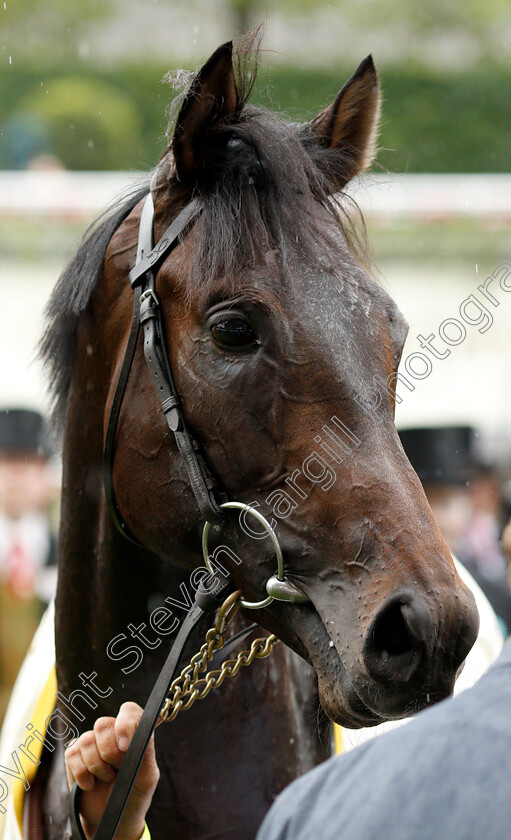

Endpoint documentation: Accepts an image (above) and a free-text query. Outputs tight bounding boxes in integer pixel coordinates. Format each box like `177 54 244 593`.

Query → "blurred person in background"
0 408 58 719
502 516 511 582
399 426 511 636
461 463 511 618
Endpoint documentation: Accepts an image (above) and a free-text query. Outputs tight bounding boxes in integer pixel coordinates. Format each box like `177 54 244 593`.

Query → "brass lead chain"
158 591 279 724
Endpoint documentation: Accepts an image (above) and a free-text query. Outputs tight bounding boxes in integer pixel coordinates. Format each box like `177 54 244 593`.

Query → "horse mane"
40 180 150 434
41 33 368 435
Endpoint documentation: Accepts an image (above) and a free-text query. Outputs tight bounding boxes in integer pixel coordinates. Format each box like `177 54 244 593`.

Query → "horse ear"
309 56 381 187
172 41 240 182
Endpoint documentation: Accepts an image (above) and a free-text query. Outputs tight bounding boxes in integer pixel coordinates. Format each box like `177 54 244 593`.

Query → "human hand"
65 702 159 840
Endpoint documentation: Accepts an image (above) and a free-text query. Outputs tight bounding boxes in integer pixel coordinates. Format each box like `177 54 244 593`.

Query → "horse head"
75 38 478 728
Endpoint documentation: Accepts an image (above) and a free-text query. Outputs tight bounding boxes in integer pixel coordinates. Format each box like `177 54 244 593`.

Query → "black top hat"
398 426 476 486
0 409 52 458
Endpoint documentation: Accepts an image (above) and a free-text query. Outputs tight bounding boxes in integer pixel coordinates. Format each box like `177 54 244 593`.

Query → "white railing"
1 171 511 221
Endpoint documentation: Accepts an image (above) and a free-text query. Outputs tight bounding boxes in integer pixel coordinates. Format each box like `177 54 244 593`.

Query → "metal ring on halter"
202 501 284 610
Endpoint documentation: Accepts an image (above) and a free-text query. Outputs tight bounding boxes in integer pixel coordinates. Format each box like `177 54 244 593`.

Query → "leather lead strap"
70 576 233 840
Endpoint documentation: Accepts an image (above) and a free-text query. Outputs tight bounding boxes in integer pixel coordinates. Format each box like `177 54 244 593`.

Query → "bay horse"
39 35 478 840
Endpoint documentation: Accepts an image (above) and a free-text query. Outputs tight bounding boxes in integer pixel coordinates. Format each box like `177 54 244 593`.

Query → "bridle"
70 191 310 839
103 189 309 607
103 192 222 536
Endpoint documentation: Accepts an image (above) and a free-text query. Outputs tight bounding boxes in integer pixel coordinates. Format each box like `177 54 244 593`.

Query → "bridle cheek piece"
104 194 222 535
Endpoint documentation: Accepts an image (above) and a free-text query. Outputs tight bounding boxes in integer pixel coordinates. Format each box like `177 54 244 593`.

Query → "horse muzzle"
267 574 479 728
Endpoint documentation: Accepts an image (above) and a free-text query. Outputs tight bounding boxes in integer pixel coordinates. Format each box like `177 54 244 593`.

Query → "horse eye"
211 317 257 349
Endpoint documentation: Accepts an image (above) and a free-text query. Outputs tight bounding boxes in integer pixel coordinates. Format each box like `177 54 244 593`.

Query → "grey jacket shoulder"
257 639 511 840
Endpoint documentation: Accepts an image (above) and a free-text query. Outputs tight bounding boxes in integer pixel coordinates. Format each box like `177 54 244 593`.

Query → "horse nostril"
363 595 428 684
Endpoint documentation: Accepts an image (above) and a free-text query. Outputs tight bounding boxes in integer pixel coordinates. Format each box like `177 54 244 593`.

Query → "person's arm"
65 702 159 840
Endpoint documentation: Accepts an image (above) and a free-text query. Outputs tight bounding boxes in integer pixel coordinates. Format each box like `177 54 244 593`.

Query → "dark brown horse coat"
39 35 478 840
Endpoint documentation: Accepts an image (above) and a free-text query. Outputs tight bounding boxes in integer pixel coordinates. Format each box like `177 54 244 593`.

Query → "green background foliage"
2 0 510 172
16 77 142 170
1 60 510 172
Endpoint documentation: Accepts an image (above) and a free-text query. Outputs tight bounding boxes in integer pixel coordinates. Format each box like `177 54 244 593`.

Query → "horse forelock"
152 108 371 309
